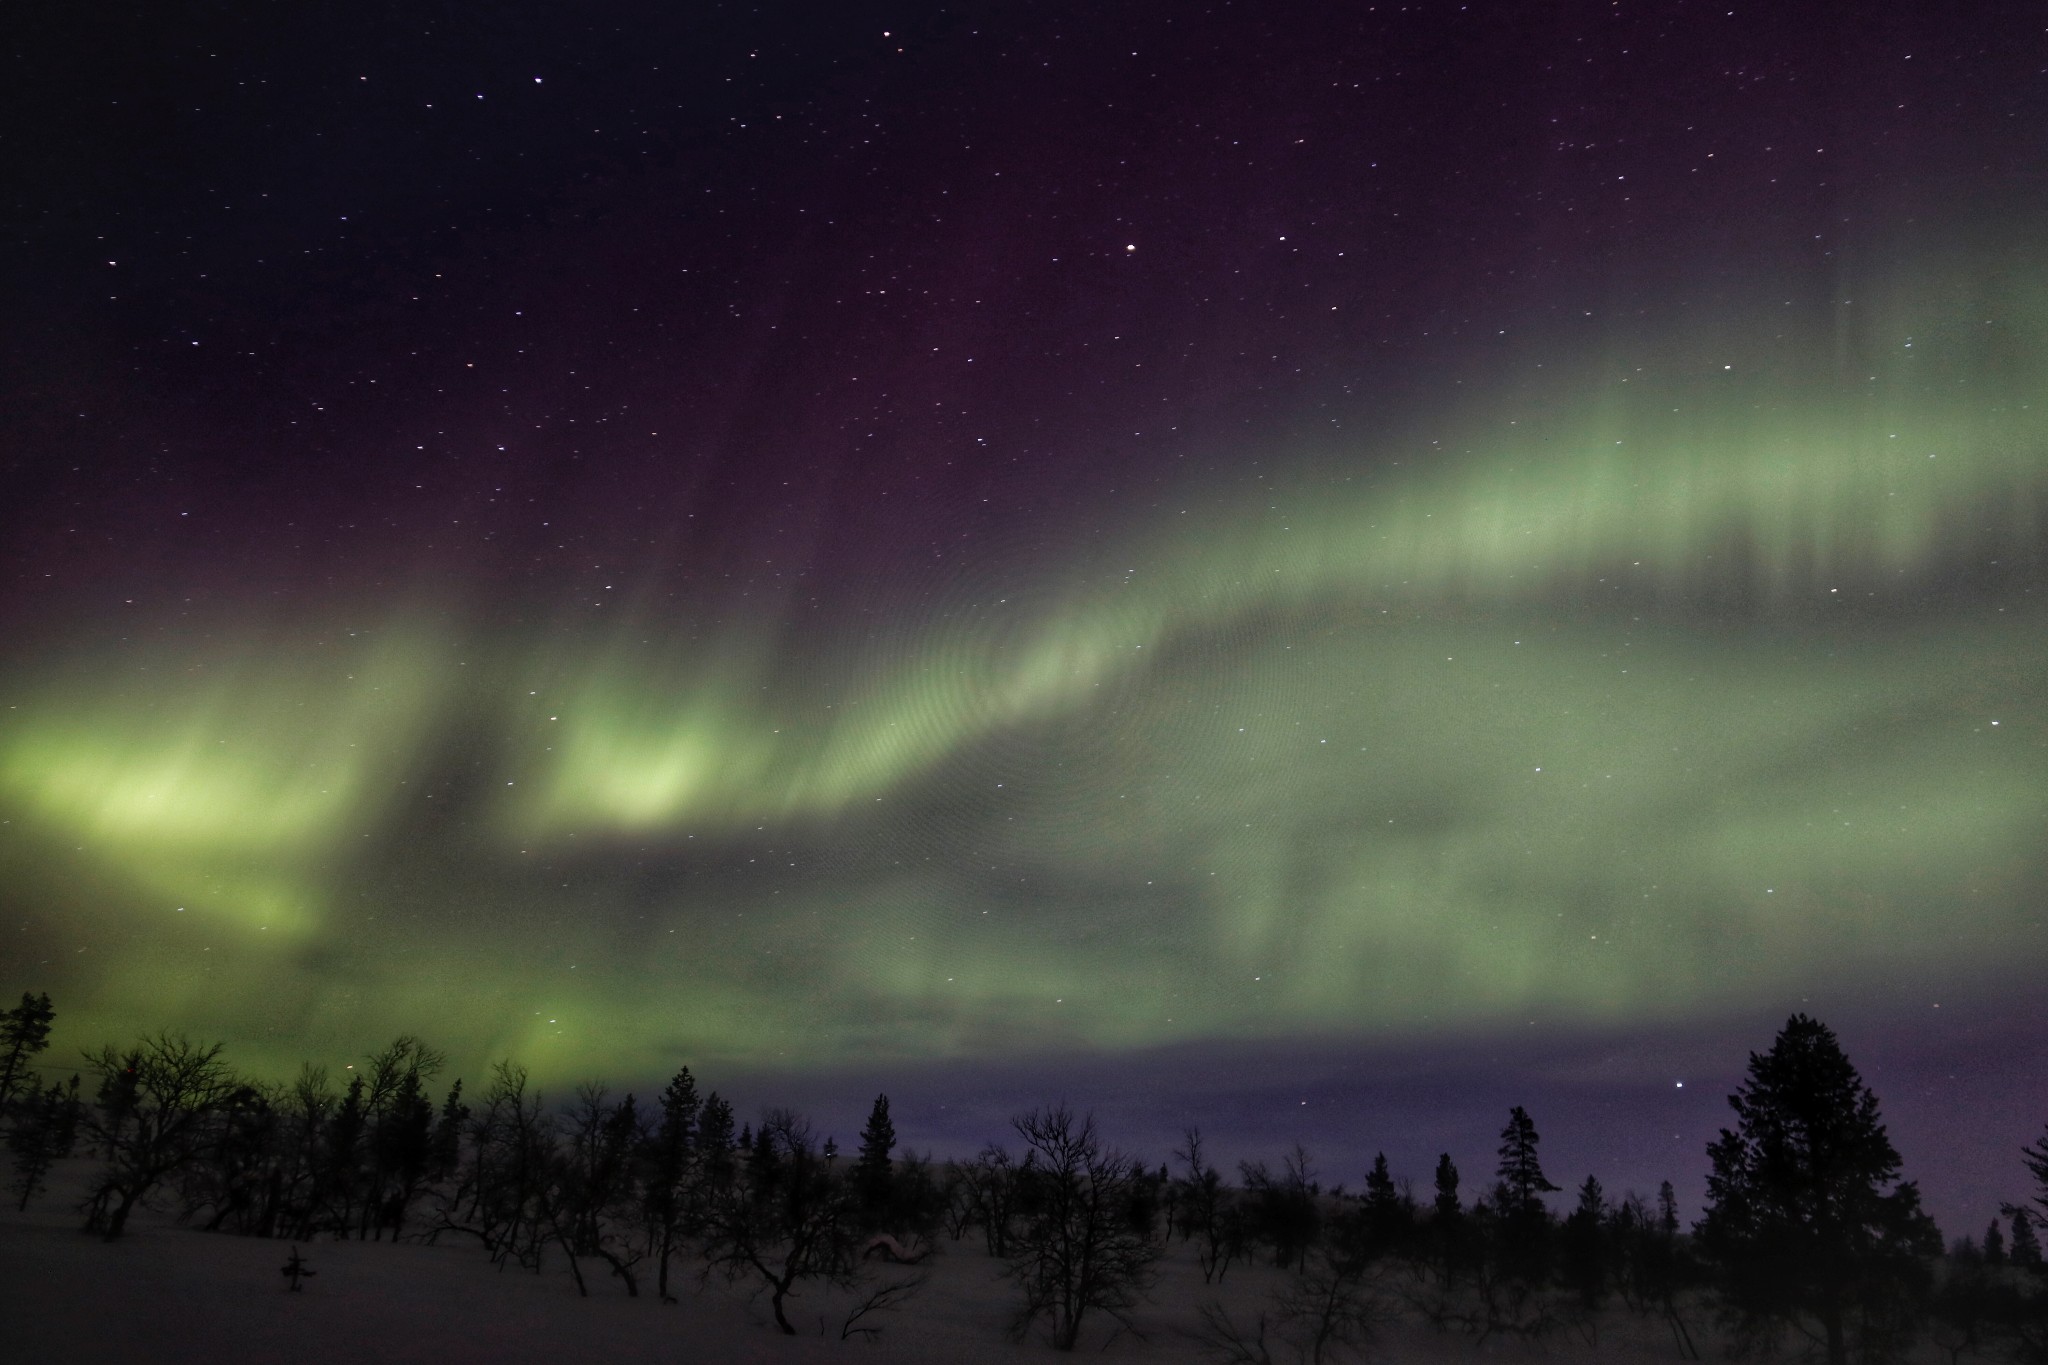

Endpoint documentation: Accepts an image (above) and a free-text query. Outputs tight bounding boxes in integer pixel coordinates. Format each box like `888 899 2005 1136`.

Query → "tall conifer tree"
1496 1106 1560 1217
2012 1208 2042 1267
1697 1014 1940 1365
0 992 54 1112
856 1093 896 1219
1434 1153 1461 1219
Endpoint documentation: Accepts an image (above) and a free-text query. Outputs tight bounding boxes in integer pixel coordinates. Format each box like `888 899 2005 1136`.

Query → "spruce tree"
657 1067 698 1154
1432 1152 1468 1288
1364 1152 1398 1211
1350 1151 1405 1260
2024 1123 2048 1223
697 1092 736 1192
647 1066 699 1300
0 991 55 1112
7 1080 66 1210
368 1068 436 1238
748 1123 779 1207
430 1079 468 1180
1496 1105 1560 1217
1658 1179 1681 1236
855 1093 896 1221
1985 1218 2007 1266
1563 1174 1610 1309
1573 1173 1606 1221
2012 1208 2042 1267
324 1074 367 1232
1434 1153 1461 1219
1697 1014 1940 1365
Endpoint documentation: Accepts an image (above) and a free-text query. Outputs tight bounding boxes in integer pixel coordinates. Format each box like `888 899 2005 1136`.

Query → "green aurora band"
4 264 2044 1082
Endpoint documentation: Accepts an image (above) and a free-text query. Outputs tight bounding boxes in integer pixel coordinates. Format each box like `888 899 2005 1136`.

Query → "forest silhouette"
3 991 2044 1361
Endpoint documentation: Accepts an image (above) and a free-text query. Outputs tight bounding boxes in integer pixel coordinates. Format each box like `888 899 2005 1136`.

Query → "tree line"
3 992 2045 1361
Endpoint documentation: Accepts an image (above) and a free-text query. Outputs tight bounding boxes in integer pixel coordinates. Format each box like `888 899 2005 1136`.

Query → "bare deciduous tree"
1006 1103 1158 1350
964 1142 1024 1257
551 1083 647 1296
699 1107 859 1335
1194 1237 1391 1365
1176 1125 1240 1283
81 1033 241 1239
840 1273 928 1341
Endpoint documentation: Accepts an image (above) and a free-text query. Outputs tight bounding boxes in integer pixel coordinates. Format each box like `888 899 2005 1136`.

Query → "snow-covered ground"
4 1159 1725 1364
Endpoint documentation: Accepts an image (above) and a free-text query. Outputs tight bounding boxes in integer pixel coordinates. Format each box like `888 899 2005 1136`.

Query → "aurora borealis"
4 2 2044 1229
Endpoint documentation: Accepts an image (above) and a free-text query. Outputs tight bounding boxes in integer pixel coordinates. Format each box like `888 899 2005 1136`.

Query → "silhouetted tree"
429 1079 467 1179
699 1107 859 1335
1347 1151 1413 1266
696 1091 737 1198
1561 1175 1610 1314
548 1084 645 1295
88 1045 142 1160
1422 1152 1478 1297
1198 1242 1391 1365
1400 1120 1568 1345
890 1147 947 1240
1658 1179 1681 1236
1175 1126 1237 1283
81 1033 241 1239
1242 1145 1322 1272
0 991 54 1113
1697 1014 1942 1365
1609 1186 1702 1358
1986 1218 2008 1266
369 1070 435 1239
855 1093 896 1225
747 1120 780 1211
2017 1123 2048 1361
839 1271 929 1342
2014 1208 2043 1268
1006 1104 1158 1350
644 1065 699 1301
272 1063 337 1240
182 1081 277 1234
436 1061 553 1271
1928 1228 2043 1365
7 1076 77 1210
2004 1205 2048 1365
962 1142 1023 1258
1434 1154 1462 1221
938 1158 979 1242
357 1037 445 1240
322 1073 368 1233
1496 1106 1560 1218
2025 1124 2048 1226
1125 1160 1166 1247
1492 1106 1559 1287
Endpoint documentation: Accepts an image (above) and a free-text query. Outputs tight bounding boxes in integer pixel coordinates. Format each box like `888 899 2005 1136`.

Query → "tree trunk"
104 1186 143 1240
1665 1303 1700 1360
559 1242 589 1297
594 1245 639 1297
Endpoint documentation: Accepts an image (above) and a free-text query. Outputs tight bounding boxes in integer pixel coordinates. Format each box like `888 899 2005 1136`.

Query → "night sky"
4 2 2044 1233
